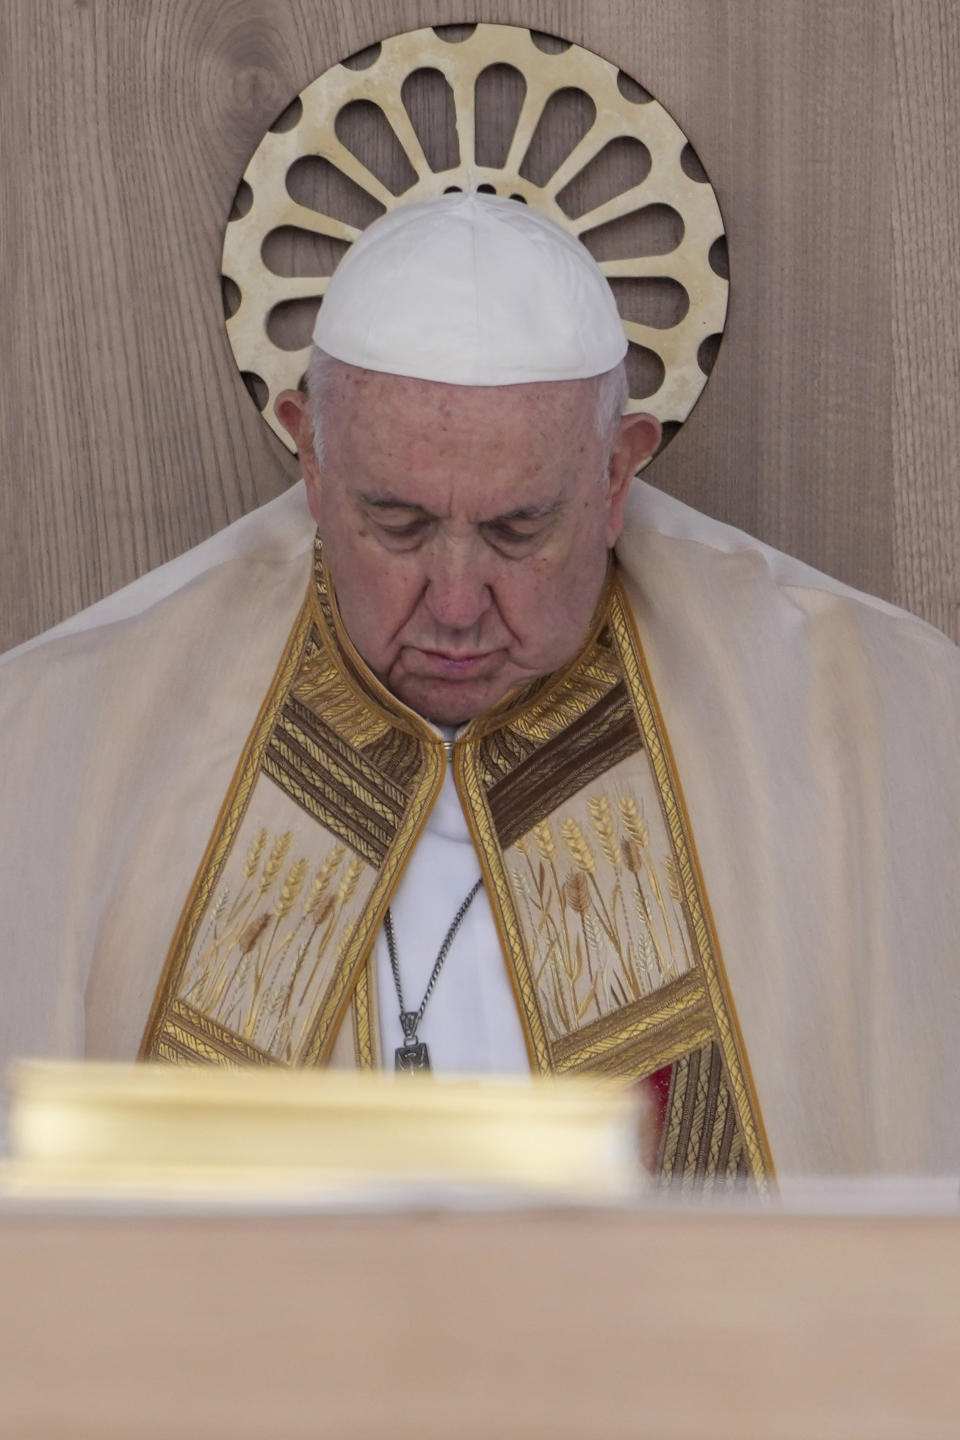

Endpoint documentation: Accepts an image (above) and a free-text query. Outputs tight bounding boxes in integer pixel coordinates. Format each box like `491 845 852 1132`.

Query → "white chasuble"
2 480 959 1178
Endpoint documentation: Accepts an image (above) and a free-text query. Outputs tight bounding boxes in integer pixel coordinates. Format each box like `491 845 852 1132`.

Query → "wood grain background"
0 0 957 651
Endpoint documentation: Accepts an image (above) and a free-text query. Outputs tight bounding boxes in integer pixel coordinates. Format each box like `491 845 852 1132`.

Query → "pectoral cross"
394 1011 431 1072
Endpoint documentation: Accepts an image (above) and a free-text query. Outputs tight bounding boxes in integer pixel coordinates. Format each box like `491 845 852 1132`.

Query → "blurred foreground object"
1 1061 648 1204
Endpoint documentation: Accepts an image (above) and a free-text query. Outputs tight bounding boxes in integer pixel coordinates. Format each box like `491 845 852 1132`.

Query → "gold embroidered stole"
142 543 772 1186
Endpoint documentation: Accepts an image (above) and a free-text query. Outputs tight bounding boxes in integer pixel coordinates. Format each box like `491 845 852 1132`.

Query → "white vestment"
1 479 958 1174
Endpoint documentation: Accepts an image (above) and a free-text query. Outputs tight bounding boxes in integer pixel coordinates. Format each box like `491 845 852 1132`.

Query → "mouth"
413 649 500 679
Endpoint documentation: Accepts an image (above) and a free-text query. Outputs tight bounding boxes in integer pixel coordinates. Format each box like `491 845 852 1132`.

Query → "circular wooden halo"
221 23 728 457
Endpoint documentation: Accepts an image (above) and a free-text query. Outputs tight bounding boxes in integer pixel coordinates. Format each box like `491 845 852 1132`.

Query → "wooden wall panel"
0 0 957 651
592 3 896 602
892 0 960 643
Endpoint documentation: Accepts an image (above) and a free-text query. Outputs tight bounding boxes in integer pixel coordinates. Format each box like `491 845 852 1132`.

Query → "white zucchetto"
312 191 628 385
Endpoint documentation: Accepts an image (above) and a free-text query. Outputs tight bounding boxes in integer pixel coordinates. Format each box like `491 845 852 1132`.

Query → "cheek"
503 553 599 653
329 548 420 663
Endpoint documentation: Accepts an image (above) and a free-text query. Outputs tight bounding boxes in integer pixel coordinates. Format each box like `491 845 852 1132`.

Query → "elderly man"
1 193 959 1182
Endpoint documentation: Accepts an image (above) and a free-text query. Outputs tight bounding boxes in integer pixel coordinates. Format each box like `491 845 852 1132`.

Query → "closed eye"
358 498 434 545
378 518 429 538
482 521 541 545
481 507 559 551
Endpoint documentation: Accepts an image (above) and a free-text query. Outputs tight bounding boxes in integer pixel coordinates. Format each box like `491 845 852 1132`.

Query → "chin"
393 676 508 726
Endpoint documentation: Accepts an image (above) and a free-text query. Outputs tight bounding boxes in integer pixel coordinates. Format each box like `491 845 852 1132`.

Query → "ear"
274 388 312 453
275 389 322 521
603 412 662 545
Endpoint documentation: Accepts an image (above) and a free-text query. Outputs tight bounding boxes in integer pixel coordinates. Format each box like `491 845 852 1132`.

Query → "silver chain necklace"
384 878 483 1072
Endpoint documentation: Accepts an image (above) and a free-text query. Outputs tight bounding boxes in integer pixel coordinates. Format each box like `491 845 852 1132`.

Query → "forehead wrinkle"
330 371 605 523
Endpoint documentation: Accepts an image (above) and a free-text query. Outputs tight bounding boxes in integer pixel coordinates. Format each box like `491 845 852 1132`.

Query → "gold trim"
295 757 442 1065
352 961 378 1069
551 971 713 1076
155 1000 277 1067
451 565 621 1074
658 1041 749 1186
140 594 315 1059
278 554 445 1065
455 739 550 1073
456 570 771 1181
142 551 446 1070
608 576 774 1182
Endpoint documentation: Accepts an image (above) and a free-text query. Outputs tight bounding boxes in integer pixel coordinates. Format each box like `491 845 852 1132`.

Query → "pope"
1 192 959 1183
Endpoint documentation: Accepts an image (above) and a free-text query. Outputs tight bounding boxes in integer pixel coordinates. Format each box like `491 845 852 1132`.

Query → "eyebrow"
357 493 564 524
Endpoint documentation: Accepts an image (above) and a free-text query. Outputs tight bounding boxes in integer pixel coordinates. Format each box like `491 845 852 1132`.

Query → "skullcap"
312 191 627 385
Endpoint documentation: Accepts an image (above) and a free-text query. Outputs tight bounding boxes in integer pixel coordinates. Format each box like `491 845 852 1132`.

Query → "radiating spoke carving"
222 22 728 456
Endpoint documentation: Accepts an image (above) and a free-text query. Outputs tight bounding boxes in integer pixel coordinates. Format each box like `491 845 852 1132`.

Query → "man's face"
279 364 658 725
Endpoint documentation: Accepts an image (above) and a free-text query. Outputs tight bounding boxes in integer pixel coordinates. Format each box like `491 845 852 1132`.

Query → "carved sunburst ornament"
221 23 728 458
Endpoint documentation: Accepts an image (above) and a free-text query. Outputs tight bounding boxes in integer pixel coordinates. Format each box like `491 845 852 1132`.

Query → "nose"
423 542 493 632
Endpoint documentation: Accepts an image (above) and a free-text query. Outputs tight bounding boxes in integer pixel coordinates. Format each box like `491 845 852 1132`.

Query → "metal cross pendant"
395 1011 431 1073
395 1041 431 1072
